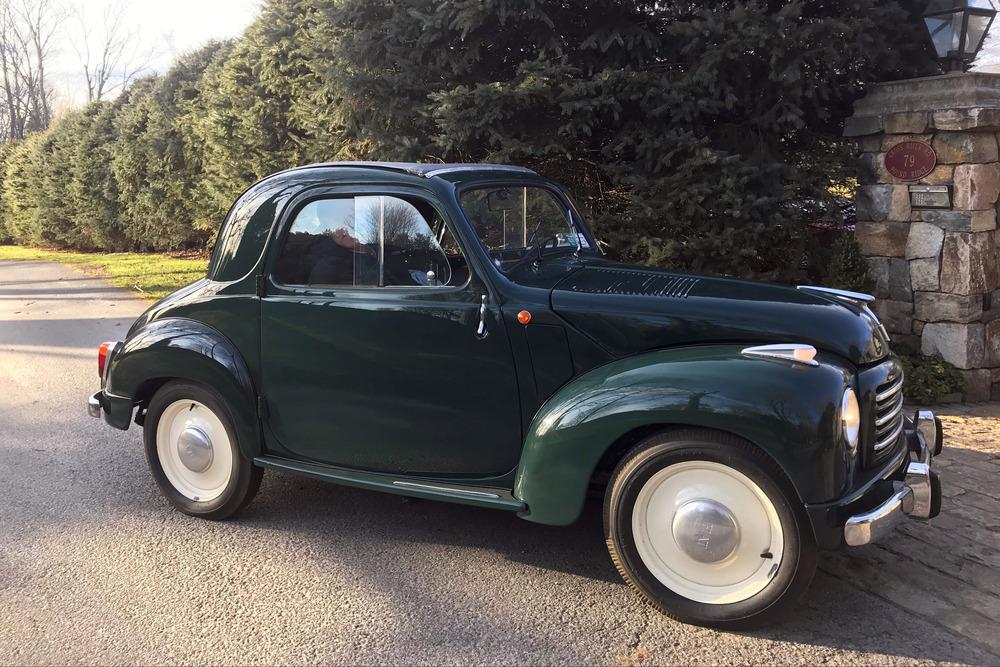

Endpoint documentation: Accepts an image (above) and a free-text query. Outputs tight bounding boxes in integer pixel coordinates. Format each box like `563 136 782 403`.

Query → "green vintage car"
89 162 943 627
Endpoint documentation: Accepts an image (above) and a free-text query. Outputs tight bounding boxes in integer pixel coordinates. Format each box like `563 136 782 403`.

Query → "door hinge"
257 395 269 420
255 274 266 298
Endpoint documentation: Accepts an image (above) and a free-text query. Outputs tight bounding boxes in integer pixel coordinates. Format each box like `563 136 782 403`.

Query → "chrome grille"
873 373 904 457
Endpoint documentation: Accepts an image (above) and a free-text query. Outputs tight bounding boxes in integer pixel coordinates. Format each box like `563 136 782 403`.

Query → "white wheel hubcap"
632 460 784 605
156 399 233 502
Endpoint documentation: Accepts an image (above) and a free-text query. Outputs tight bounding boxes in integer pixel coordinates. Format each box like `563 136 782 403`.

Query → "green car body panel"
97 161 905 548
514 345 853 526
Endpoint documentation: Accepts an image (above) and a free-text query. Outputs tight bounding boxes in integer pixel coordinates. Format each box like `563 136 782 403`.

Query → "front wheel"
143 381 262 520
604 429 817 628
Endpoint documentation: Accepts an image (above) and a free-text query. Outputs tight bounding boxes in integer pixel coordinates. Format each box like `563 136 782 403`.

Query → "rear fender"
105 317 260 459
514 345 852 525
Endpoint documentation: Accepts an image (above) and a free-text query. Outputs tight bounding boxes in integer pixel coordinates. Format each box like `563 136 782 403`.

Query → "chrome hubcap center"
177 426 213 473
671 499 740 563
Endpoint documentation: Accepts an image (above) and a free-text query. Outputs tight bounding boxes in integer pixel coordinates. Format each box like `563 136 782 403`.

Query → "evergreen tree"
322 0 936 280
36 111 85 247
192 2 318 225
113 43 224 249
70 101 127 250
2 132 49 245
0 0 940 282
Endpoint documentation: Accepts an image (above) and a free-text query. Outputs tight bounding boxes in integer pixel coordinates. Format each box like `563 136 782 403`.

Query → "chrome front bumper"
844 410 942 546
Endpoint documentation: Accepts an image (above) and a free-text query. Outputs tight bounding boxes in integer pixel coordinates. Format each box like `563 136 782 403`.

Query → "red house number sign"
884 141 937 181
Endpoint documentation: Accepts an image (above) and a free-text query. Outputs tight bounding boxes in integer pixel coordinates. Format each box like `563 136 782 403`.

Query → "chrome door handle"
476 294 488 338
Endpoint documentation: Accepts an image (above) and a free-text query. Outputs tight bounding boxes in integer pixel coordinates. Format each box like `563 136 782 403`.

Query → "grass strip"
0 245 208 300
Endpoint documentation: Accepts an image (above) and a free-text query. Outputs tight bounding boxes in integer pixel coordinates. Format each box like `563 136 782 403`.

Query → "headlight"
841 388 861 453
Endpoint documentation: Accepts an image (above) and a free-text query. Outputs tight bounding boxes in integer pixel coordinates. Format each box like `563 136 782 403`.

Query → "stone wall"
846 73 1000 401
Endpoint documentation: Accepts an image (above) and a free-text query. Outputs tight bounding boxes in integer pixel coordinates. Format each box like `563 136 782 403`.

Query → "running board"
253 456 526 512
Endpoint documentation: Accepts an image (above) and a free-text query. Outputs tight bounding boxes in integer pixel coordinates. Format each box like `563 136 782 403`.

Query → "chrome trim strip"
875 393 904 427
876 375 904 402
741 343 819 367
874 418 905 451
798 285 890 342
391 481 501 499
423 165 537 178
797 285 876 303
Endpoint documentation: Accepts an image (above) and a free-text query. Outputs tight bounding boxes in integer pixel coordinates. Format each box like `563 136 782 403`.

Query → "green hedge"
0 0 936 281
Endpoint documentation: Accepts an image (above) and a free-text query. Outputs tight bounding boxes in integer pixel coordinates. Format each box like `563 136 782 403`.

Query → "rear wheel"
143 381 262 520
604 429 817 628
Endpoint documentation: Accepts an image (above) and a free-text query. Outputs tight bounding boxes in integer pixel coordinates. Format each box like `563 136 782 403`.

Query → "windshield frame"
454 180 601 274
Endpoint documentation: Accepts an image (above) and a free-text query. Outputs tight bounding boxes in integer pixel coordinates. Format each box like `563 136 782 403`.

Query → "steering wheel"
503 236 560 273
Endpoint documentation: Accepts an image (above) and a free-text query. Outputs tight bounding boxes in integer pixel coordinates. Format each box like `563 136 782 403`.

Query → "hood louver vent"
564 268 701 298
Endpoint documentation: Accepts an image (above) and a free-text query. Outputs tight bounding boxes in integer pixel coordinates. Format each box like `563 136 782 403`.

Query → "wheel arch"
513 345 852 526
133 377 172 425
105 317 262 459
589 423 801 499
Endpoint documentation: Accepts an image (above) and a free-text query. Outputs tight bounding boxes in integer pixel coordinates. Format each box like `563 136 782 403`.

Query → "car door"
259 186 522 477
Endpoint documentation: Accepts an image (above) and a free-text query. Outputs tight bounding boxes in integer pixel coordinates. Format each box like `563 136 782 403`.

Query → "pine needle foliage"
0 0 936 282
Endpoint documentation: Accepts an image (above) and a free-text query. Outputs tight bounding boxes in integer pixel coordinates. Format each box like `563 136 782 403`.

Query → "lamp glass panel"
965 13 993 53
924 15 959 57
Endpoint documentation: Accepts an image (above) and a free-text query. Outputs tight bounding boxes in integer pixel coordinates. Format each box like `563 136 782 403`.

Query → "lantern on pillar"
923 0 997 72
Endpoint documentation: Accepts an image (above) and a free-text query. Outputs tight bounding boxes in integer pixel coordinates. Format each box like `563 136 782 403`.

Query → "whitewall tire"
604 428 817 628
155 398 234 502
144 381 262 520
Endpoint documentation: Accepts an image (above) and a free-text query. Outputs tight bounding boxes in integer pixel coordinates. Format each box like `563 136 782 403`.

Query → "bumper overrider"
87 392 102 418
89 388 135 429
90 388 136 430
843 410 943 546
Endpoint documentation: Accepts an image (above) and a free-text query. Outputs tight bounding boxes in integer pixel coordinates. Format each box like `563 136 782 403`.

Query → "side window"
274 195 466 288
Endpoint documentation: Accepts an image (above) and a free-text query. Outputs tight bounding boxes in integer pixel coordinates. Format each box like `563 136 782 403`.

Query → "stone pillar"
846 73 1000 401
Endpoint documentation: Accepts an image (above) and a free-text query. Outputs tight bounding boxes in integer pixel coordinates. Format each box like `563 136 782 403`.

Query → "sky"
977 31 1000 71
974 0 1000 71
50 0 261 110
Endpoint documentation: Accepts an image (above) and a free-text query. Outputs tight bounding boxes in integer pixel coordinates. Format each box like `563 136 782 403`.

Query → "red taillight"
98 342 113 378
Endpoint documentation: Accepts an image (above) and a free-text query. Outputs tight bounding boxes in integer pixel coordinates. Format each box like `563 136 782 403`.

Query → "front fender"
105 317 261 459
514 345 853 525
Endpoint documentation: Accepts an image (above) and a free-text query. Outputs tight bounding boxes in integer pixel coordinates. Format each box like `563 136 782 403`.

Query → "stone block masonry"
847 72 1000 401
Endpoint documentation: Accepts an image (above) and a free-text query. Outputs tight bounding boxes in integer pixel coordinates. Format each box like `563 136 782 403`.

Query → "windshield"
459 185 591 272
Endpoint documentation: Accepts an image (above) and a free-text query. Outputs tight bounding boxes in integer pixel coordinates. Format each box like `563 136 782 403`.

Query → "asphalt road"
0 259 995 666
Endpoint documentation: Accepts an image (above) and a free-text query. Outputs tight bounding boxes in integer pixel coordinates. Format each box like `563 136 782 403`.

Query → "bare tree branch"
72 0 154 103
0 0 58 140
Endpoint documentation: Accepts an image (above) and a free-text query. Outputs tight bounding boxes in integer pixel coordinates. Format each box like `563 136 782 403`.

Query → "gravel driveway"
1 259 997 665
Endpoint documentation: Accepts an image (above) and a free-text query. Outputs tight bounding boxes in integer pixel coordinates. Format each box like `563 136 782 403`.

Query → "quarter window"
274 195 465 288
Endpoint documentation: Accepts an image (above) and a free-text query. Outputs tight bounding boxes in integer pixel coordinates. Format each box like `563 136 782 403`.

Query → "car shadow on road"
0 286 128 296
0 316 136 349
233 471 993 664
0 273 98 286
43 397 995 664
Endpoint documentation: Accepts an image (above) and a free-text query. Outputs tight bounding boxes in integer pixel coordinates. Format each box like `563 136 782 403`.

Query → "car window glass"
274 195 461 288
460 186 590 273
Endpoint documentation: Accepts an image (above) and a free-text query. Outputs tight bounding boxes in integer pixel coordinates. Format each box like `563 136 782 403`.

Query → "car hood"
550 263 888 365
